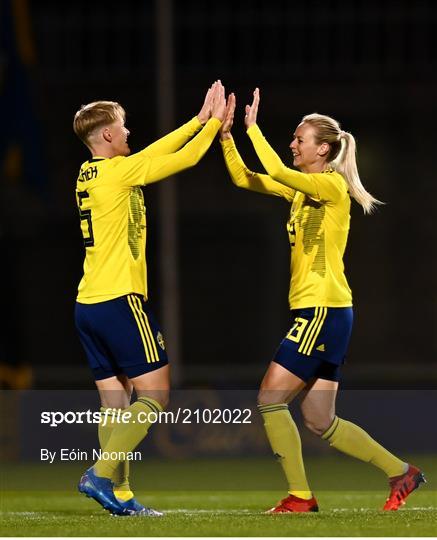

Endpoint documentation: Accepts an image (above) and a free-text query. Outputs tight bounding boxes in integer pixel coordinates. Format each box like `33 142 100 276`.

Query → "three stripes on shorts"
127 294 159 363
297 306 327 356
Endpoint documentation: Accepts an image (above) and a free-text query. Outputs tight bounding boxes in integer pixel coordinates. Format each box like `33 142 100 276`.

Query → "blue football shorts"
273 306 353 383
75 294 168 380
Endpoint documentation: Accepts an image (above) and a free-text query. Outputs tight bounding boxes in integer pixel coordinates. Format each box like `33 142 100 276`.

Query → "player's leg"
77 376 134 515
76 295 168 515
300 375 425 510
259 306 350 513
93 365 169 481
95 297 169 516
75 301 133 515
90 366 169 516
257 309 330 512
82 367 168 517
258 361 322 513
299 376 338 436
258 361 313 501
95 374 134 501
97 373 132 409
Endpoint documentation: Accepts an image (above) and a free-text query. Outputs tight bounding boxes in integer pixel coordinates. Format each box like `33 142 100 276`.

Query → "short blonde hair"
73 100 126 146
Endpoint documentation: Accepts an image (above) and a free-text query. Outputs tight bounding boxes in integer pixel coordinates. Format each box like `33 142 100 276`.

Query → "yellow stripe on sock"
127 294 153 363
305 307 328 355
298 307 322 354
133 296 159 363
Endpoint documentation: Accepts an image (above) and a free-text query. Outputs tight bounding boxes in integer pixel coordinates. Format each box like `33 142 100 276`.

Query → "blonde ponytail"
302 113 383 214
331 131 383 214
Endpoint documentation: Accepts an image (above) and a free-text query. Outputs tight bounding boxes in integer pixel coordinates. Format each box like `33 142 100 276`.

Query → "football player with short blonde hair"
74 82 226 516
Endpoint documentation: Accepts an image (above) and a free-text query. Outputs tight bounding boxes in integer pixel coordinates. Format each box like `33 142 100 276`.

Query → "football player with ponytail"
219 89 425 513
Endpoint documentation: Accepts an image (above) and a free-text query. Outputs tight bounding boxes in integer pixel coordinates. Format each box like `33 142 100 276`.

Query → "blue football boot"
78 467 129 516
118 497 163 516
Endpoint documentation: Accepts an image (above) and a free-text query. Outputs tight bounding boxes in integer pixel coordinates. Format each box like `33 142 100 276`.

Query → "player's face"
289 123 322 172
111 117 130 156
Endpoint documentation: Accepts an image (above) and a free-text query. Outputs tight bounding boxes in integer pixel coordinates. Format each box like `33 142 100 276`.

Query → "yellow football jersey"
76 116 221 304
221 131 352 309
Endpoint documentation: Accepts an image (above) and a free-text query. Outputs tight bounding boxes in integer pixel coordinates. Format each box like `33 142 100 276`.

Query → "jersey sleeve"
138 117 203 158
220 137 295 202
115 117 222 187
247 124 346 203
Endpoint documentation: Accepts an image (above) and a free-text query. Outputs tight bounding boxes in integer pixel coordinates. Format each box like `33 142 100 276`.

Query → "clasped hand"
197 80 227 124
198 83 260 140
219 87 259 140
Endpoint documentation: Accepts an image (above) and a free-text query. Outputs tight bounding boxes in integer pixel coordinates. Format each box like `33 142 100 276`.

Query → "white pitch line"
401 507 436 511
162 509 255 515
331 507 436 512
2 507 435 518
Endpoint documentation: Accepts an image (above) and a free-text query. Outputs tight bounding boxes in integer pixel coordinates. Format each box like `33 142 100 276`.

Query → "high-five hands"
211 80 227 122
199 82 259 130
197 82 216 125
197 80 227 124
219 93 236 140
244 88 260 129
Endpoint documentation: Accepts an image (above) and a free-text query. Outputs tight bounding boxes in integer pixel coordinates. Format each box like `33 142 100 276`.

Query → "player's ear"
102 127 112 143
318 142 329 157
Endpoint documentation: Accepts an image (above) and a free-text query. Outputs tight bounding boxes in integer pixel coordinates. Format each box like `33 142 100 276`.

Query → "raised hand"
211 80 227 122
219 93 236 140
197 82 217 125
244 87 260 129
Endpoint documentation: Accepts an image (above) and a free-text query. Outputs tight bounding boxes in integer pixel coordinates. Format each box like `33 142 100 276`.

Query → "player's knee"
159 391 170 409
138 389 169 410
257 389 288 406
257 391 272 406
303 415 333 436
152 390 169 410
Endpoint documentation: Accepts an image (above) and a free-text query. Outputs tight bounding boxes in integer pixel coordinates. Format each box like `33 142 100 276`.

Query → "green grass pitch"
1 455 436 536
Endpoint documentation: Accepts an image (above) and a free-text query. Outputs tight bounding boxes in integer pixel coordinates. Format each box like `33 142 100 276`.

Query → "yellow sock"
95 397 162 479
99 407 132 496
322 417 407 478
112 474 133 502
113 488 134 501
258 403 312 499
